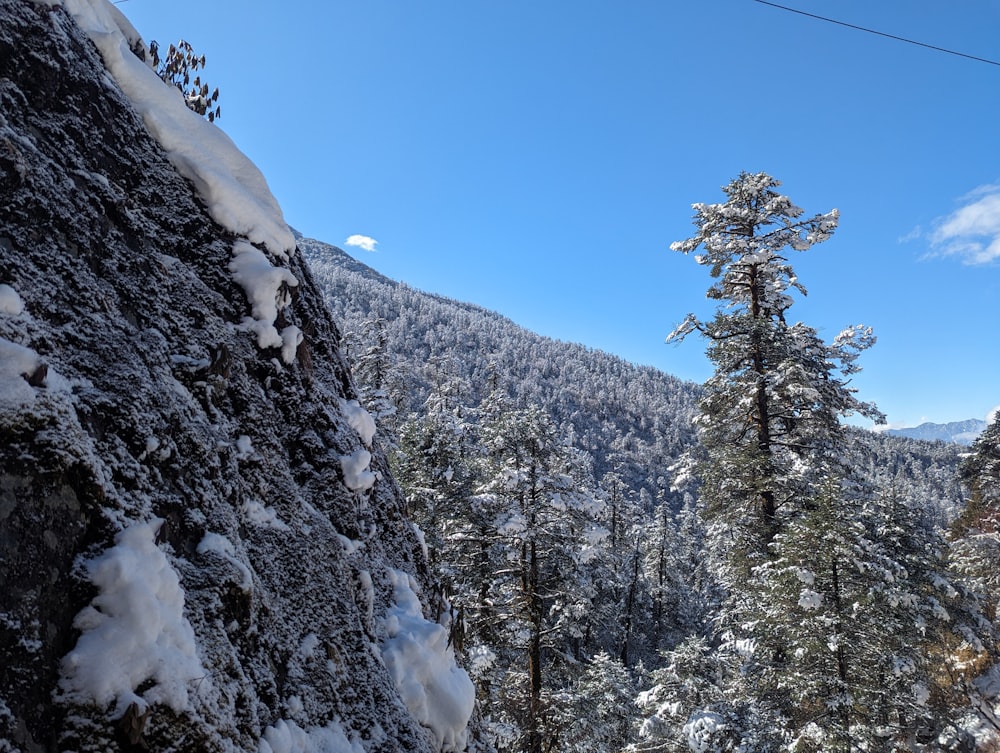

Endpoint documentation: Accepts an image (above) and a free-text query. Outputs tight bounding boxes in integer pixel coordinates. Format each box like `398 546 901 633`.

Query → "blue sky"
119 0 1000 427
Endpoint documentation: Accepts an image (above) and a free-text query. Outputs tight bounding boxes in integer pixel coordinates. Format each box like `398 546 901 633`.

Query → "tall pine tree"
656 172 989 751
476 396 606 753
667 172 883 556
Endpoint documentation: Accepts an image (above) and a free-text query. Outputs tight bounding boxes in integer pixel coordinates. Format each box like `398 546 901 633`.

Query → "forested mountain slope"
0 2 475 751
302 235 700 509
300 234 981 752
301 236 967 521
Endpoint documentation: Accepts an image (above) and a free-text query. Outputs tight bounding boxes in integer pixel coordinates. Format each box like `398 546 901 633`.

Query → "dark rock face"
0 2 450 750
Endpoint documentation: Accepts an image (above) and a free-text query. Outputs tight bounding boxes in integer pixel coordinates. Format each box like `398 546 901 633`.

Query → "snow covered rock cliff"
0 1 474 751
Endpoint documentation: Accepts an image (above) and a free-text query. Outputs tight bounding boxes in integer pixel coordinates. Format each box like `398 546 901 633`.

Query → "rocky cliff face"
0 2 473 751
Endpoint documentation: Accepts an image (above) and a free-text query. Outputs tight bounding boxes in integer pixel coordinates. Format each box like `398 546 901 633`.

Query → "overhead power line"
753 0 1000 68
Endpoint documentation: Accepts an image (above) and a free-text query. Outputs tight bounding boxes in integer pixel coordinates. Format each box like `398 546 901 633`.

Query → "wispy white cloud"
345 234 378 253
871 420 911 432
928 184 1000 264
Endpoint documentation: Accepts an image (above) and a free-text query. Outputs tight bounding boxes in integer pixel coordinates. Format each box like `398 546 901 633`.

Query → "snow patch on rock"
197 532 254 591
229 240 299 357
298 633 320 659
0 284 24 315
339 398 376 448
340 449 377 492
242 500 290 531
281 324 304 365
0 281 44 406
258 718 363 753
58 520 207 716
235 434 255 460
59 0 295 257
0 337 42 406
411 523 429 562
381 569 474 752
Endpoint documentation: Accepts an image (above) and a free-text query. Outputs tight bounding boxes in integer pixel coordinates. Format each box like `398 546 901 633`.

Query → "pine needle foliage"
149 39 221 122
667 171 884 553
655 173 990 752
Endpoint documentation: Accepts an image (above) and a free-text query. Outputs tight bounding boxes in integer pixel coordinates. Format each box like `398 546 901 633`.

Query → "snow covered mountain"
299 238 968 524
0 3 977 751
301 235 702 510
0 2 475 751
886 419 987 446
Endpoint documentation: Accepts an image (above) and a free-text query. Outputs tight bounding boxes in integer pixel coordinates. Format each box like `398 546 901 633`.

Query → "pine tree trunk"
526 536 543 753
748 262 777 533
654 508 668 641
620 544 641 665
830 557 851 737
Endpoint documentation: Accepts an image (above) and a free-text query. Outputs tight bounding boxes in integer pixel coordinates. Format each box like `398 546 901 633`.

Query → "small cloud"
872 416 932 432
345 234 378 253
898 225 922 243
927 184 1000 265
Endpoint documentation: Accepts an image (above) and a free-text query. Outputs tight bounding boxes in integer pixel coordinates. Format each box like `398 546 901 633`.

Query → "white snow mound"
340 449 377 492
59 520 207 716
340 399 377 448
0 337 42 407
259 718 363 753
230 240 299 355
60 0 295 257
381 569 474 752
0 284 24 315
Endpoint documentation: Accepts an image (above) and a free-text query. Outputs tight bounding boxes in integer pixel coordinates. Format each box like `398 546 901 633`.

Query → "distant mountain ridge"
886 419 986 446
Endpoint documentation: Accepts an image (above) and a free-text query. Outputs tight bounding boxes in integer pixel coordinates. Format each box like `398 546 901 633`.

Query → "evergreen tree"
642 496 709 652
149 39 221 121
340 315 408 456
393 371 476 574
951 412 1000 619
667 172 883 554
947 413 1000 744
751 482 984 751
475 397 605 753
656 172 986 750
963 411 1000 513
552 652 637 753
595 470 650 665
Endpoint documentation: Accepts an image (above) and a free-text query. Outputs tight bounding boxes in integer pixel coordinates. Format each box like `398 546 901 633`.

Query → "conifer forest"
307 174 1000 753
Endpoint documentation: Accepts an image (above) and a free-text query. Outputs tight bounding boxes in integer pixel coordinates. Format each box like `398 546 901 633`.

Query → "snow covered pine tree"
667 172 883 555
652 172 990 752
474 396 605 753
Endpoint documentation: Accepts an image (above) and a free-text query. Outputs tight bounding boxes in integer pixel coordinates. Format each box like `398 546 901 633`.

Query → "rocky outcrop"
0 1 472 751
